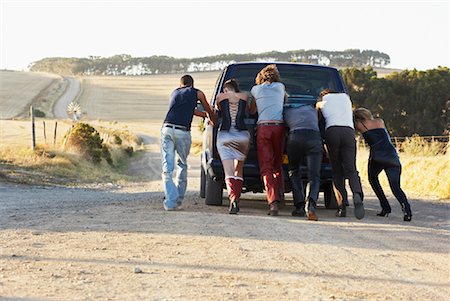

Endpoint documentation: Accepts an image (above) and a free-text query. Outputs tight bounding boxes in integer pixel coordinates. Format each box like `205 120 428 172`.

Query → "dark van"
200 62 347 209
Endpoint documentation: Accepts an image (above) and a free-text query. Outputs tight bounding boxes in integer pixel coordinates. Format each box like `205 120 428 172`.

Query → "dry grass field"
77 71 220 121
0 71 62 119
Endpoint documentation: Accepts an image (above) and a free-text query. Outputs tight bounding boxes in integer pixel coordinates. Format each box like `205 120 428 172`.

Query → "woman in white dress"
215 79 250 214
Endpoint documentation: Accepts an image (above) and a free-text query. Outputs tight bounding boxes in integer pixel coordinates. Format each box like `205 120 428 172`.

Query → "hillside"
0 71 62 119
29 49 390 76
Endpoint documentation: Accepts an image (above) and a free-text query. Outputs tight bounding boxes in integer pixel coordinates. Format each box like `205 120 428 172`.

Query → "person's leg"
340 128 364 219
257 126 277 204
287 133 305 216
385 165 412 220
325 128 347 215
174 130 191 207
222 159 240 214
368 161 391 214
160 127 178 210
272 125 286 203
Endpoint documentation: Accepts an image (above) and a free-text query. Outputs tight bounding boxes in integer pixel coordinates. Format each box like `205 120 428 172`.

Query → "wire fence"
357 135 449 155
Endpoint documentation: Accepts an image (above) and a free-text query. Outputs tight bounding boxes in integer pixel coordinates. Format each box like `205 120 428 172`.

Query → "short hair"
318 89 338 101
354 107 374 121
255 64 281 85
180 75 194 87
223 78 240 92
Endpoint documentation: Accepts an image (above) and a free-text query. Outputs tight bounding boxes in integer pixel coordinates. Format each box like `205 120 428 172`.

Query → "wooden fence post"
43 121 47 144
30 106 36 150
53 121 58 146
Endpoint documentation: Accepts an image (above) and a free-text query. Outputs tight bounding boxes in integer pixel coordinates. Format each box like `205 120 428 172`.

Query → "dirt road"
53 77 81 119
0 127 449 300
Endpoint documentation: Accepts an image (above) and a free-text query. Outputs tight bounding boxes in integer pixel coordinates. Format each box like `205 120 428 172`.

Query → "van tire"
200 165 206 198
324 183 338 209
205 173 223 206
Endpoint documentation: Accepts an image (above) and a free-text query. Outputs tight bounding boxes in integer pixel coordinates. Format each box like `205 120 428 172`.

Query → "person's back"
164 86 198 130
319 93 354 129
251 82 285 122
284 104 319 132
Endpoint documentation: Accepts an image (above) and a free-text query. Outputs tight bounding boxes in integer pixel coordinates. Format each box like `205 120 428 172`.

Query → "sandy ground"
1 122 449 301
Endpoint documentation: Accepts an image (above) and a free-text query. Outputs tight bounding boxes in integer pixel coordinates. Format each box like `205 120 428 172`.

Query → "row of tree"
29 49 390 75
341 66 450 136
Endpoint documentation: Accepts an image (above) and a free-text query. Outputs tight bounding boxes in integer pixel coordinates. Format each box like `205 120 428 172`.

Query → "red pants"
256 125 286 204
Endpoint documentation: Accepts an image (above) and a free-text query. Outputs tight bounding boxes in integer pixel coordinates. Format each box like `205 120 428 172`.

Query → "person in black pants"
316 90 365 219
284 103 322 221
354 108 412 221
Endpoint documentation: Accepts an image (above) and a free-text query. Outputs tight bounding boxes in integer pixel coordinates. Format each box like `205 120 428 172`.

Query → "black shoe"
292 207 306 217
229 201 239 214
401 203 412 222
336 206 346 217
377 209 391 217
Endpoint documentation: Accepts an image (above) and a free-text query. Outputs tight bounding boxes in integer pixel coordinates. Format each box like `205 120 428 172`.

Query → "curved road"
53 77 81 119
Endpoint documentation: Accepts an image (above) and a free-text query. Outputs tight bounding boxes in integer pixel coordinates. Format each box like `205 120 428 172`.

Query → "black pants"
368 160 411 214
325 126 363 205
287 130 323 206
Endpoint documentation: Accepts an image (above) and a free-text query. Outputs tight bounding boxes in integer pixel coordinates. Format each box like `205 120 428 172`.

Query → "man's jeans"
160 126 191 209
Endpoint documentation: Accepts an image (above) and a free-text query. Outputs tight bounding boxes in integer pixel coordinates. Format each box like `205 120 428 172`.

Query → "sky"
0 0 449 71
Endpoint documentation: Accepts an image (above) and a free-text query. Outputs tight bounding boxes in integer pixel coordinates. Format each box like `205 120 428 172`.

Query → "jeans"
287 130 323 206
368 160 411 214
256 124 286 204
325 126 363 205
160 126 191 209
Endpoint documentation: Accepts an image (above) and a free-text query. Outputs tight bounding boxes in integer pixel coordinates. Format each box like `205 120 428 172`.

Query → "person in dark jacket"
354 107 412 221
284 103 322 221
215 79 250 214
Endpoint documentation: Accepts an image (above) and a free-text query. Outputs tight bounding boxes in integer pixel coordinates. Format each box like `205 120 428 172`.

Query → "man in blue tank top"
161 75 215 211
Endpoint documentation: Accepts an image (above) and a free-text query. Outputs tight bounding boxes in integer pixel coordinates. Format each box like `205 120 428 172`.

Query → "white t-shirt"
319 93 354 129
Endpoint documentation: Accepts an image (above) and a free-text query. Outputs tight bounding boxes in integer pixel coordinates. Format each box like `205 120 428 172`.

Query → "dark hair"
255 64 281 84
223 79 240 92
180 75 194 87
318 88 338 101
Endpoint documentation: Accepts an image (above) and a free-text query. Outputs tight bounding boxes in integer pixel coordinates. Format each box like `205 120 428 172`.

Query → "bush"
67 123 113 165
34 109 46 117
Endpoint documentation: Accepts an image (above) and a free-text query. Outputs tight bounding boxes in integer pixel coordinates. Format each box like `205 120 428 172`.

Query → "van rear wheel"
200 165 206 198
205 173 224 206
323 183 338 209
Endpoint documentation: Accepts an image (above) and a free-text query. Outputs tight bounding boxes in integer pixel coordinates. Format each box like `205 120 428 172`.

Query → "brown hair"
180 75 194 87
255 64 281 85
354 107 374 121
317 88 338 102
223 78 240 92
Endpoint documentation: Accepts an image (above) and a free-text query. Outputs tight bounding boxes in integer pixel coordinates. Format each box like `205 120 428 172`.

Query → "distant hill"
29 49 390 76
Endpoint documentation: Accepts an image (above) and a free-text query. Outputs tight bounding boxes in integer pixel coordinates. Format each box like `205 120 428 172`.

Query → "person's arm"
194 109 207 118
197 90 217 125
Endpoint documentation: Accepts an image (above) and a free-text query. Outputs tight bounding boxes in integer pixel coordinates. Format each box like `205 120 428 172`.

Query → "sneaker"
353 193 365 220
268 201 279 216
229 201 239 214
163 203 179 211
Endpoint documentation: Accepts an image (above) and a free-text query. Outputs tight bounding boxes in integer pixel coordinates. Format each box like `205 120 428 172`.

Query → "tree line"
29 49 390 75
341 66 450 136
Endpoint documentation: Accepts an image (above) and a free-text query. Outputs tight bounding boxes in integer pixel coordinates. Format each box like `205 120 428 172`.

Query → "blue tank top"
363 128 400 166
164 87 198 130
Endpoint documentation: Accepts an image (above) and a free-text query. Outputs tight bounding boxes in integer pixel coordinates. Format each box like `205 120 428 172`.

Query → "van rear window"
224 64 344 105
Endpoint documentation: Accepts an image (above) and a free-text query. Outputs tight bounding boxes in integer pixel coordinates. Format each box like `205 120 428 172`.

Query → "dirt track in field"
1 123 449 301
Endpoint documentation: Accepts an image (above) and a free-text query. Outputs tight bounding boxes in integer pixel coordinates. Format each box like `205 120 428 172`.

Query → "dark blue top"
217 99 247 131
363 128 400 166
164 87 198 130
